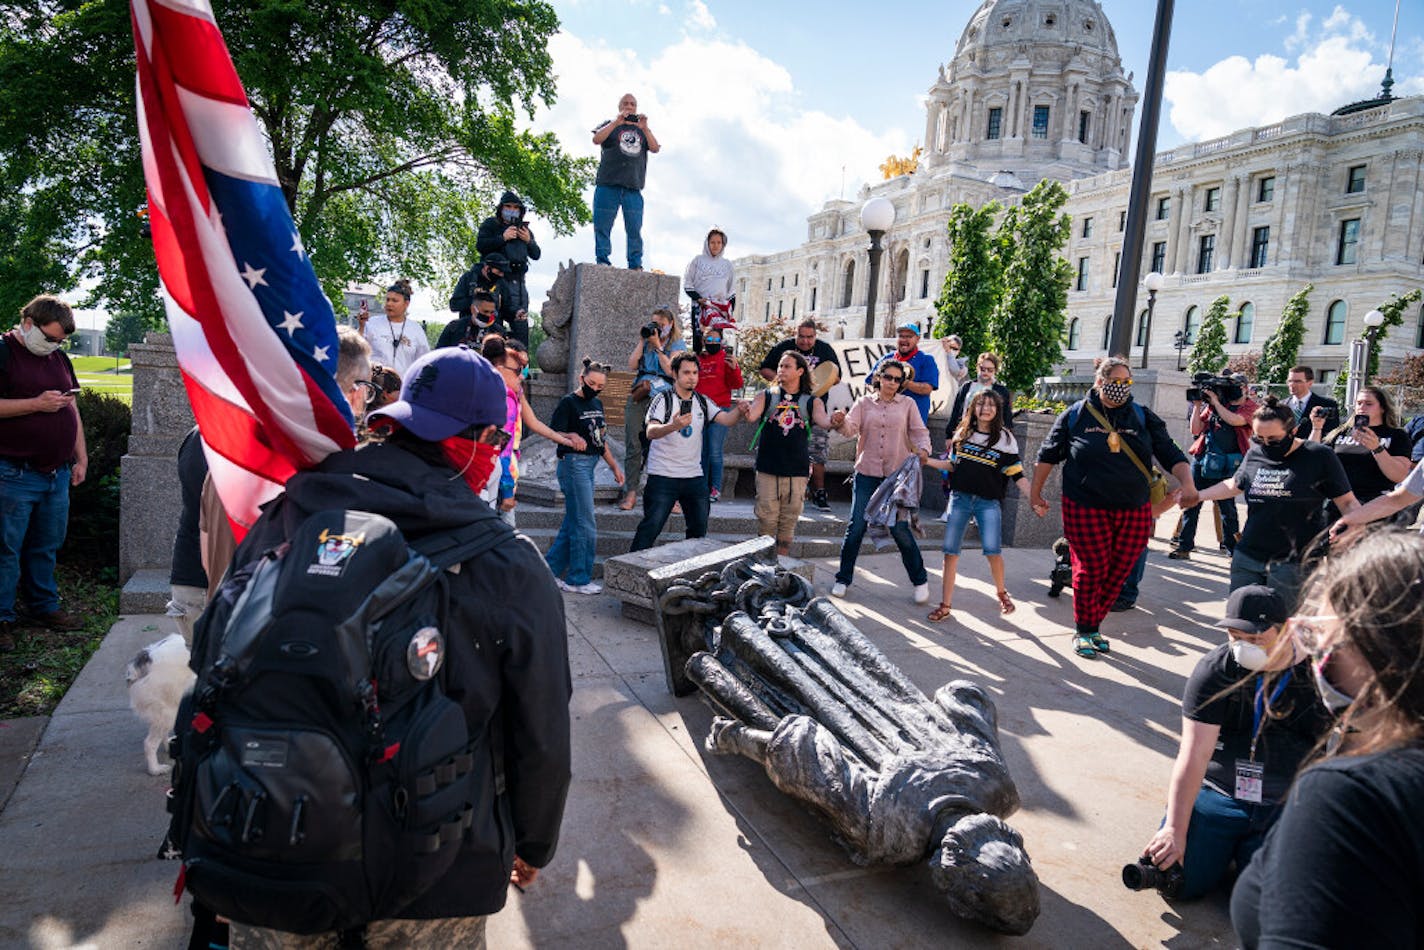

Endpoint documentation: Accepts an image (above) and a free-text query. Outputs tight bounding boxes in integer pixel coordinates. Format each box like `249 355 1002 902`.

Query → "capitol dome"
922 0 1137 180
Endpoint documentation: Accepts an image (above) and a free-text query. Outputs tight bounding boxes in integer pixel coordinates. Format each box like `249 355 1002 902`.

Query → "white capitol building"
732 0 1424 383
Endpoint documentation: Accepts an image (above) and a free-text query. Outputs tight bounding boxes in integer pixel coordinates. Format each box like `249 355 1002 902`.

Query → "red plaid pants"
1061 496 1153 632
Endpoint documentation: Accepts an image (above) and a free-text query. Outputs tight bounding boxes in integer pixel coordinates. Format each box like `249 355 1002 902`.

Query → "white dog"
125 633 195 775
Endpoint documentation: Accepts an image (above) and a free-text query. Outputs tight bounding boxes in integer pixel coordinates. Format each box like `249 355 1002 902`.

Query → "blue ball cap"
896 319 921 335
368 346 507 440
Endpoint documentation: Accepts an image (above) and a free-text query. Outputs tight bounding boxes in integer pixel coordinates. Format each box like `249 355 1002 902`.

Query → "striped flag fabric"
130 0 356 538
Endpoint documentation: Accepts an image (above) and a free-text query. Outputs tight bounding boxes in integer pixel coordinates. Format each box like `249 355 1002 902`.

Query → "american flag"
130 0 356 538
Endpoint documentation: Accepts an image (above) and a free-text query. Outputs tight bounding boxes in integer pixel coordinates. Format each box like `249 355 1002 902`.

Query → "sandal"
1089 632 1111 654
927 603 953 623
1072 635 1098 659
617 492 637 511
997 590 1015 615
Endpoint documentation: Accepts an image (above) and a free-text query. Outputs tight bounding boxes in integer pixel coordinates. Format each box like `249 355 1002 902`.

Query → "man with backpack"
173 346 572 948
629 352 743 551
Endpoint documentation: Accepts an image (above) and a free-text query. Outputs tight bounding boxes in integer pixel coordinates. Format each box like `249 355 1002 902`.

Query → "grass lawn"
71 356 133 403
0 565 119 717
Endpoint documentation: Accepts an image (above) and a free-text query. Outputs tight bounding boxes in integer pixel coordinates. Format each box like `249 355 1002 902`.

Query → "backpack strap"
748 386 780 451
797 392 813 433
411 514 512 571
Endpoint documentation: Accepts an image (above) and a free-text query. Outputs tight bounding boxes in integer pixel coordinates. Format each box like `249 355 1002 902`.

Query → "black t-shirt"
1326 424 1411 503
170 426 210 588
1183 645 1332 804
1232 441 1352 562
550 392 608 459
1036 394 1189 510
1231 746 1424 949
754 387 812 477
759 339 840 403
593 121 650 191
949 430 1024 501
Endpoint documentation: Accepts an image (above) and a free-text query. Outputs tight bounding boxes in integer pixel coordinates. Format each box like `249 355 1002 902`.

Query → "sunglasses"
1250 435 1289 446
352 379 380 401
881 373 905 384
1285 614 1341 657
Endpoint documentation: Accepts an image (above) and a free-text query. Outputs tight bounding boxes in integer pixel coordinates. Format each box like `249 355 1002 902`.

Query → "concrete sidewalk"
0 529 1237 948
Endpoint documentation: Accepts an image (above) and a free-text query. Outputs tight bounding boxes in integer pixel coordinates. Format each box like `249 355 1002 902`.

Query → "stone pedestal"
119 333 194 608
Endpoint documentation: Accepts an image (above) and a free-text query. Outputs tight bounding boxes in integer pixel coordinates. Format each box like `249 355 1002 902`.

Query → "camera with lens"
1186 372 1243 404
640 322 659 339
623 112 643 123
1121 857 1185 899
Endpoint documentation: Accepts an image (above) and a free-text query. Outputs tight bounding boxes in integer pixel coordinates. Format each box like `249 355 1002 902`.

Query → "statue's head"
931 813 1040 936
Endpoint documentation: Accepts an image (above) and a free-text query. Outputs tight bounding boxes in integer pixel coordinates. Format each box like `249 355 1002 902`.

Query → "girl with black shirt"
1309 385 1413 505
1232 531 1424 949
741 350 831 555
545 359 624 594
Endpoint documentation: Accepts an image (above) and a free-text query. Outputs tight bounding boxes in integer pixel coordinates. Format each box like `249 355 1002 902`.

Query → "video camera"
1186 372 1243 404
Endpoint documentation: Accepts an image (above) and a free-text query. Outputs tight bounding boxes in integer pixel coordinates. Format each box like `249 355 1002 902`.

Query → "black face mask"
1259 439 1292 462
580 384 600 400
704 342 722 354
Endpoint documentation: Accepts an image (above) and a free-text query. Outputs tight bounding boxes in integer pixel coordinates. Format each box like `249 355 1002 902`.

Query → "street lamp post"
1139 271 1164 369
860 197 895 338
1173 330 1188 371
1346 308 1386 408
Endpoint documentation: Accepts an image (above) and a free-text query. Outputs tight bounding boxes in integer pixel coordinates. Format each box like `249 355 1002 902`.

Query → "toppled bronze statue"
661 559 1040 936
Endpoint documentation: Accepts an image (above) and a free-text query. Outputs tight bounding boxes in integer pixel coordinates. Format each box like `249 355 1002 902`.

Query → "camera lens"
1121 862 1152 891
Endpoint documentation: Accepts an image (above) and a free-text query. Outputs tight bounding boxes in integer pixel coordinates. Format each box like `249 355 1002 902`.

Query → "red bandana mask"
439 435 500 496
895 349 918 361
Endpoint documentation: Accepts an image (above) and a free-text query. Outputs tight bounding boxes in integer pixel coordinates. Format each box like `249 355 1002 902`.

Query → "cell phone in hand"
1354 413 1369 429
67 388 82 394
679 399 693 418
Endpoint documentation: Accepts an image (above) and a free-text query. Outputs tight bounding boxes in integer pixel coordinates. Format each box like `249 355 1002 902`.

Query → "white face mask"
1312 657 1356 714
23 324 62 357
1229 639 1270 671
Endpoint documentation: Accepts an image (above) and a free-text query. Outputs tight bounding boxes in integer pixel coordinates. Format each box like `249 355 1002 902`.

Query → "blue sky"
499 0 1420 311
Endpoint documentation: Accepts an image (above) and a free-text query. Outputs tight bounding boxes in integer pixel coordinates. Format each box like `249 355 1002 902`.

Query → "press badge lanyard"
1248 670 1293 763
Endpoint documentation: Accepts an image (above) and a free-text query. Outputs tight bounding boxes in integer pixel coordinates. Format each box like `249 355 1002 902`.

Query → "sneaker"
1109 598 1136 612
913 583 930 605
1167 548 1192 561
939 508 950 522
0 620 14 653
709 488 720 503
830 582 848 598
34 609 84 631
572 582 603 595
555 578 577 593
811 489 831 512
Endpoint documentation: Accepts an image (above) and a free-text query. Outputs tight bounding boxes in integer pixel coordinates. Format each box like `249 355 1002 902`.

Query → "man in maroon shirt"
0 296 88 650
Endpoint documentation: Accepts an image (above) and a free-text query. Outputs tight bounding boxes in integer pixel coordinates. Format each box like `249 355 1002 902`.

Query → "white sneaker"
913 583 930 605
830 582 848 598
555 578 576 593
573 582 603 595
938 508 950 522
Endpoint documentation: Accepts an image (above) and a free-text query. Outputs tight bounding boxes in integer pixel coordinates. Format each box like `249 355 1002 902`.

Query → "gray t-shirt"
645 390 708 479
1403 459 1424 534
593 120 649 191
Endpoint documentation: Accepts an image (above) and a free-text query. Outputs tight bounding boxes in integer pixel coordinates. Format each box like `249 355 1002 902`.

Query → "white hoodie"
683 231 734 302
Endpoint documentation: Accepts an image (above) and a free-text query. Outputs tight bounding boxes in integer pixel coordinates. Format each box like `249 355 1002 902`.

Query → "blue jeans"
1118 547 1149 604
941 491 1003 556
592 185 645 268
1230 548 1303 608
545 455 598 585
702 410 730 494
1168 787 1279 900
836 472 927 586
630 474 709 551
1176 458 1240 552
0 460 71 622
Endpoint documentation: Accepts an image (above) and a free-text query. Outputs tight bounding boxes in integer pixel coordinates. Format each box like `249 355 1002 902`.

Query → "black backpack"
166 507 508 935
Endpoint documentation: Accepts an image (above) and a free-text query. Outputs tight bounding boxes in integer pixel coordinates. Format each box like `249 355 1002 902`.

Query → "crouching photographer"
619 306 686 511
1171 373 1254 560
1129 586 1331 901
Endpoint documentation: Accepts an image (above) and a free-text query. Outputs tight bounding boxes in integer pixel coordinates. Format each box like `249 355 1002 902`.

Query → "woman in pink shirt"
828 362 932 602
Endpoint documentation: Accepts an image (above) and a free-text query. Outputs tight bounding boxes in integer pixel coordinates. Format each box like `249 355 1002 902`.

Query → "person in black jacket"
1283 365 1338 441
223 346 572 947
448 253 515 336
437 291 508 350
1030 356 1197 659
945 351 1012 438
476 191 540 345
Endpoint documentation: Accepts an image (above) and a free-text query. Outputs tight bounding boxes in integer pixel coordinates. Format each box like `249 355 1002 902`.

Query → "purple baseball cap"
368 346 507 440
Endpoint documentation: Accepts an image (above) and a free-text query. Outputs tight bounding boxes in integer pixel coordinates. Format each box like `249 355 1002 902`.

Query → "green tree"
0 0 593 326
1258 284 1312 384
104 311 150 357
1365 288 1423 382
1188 295 1231 374
931 200 1002 360
990 180 1072 394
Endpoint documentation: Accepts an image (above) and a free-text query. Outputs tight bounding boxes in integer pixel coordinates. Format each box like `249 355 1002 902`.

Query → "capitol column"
1163 183 1184 274
1217 175 1240 270
1232 173 1252 267
1175 186 1194 273
1270 166 1292 268
923 98 939 155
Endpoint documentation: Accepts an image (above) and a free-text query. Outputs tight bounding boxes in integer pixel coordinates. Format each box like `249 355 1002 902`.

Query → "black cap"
1214 585 1288 633
482 252 510 270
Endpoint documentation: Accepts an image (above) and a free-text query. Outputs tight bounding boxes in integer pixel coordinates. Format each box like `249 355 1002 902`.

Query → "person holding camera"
1194 398 1359 605
1284 365 1337 440
475 193 539 345
620 307 686 511
1310 386 1412 511
1170 375 1255 560
630 353 742 551
592 93 659 270
696 327 742 502
1231 532 1424 949
1135 585 1330 902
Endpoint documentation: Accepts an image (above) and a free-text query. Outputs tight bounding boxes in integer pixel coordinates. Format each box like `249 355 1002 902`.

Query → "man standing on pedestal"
591 93 659 270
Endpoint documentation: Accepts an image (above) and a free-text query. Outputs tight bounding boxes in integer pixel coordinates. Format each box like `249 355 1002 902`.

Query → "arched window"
1135 308 1149 347
1234 302 1255 344
1183 305 1201 344
841 260 855 309
1066 317 1081 351
1323 300 1346 345
1101 316 1112 350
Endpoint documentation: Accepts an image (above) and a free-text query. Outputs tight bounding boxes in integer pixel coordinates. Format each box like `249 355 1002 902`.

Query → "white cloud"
1165 7 1406 142
685 0 715 32
516 29 909 310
